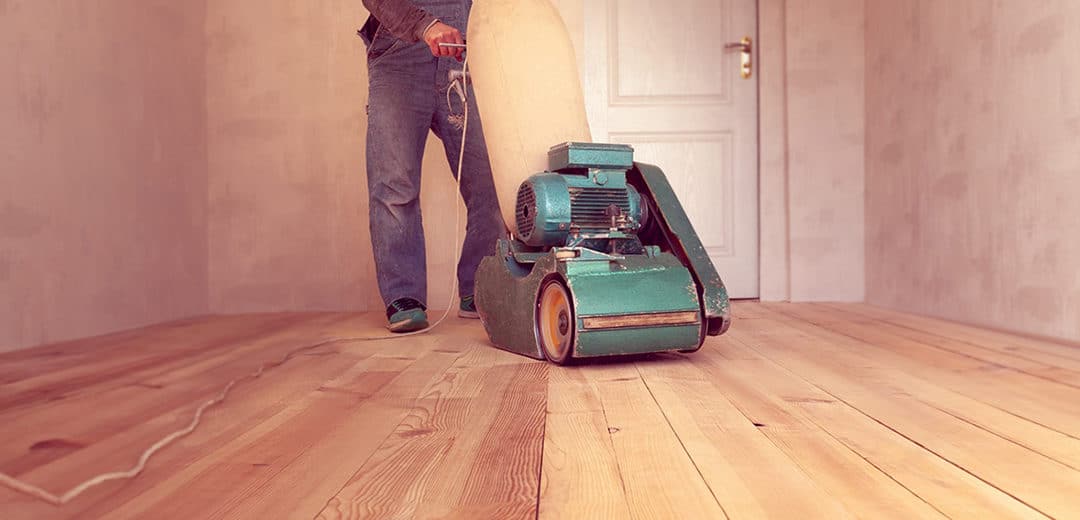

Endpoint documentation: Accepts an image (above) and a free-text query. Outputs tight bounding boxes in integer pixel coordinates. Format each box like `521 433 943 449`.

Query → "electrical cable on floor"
0 55 473 507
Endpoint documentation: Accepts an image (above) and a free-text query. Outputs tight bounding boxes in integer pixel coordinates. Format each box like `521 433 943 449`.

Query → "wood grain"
539 367 633 519
317 355 546 520
703 341 1043 519
636 356 855 518
756 302 1080 438
687 350 946 519
2 303 1080 519
732 304 1080 519
760 303 1080 437
830 303 1080 372
580 362 727 519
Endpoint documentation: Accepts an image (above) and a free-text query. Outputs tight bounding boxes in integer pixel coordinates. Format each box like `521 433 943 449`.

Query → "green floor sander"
474 142 731 364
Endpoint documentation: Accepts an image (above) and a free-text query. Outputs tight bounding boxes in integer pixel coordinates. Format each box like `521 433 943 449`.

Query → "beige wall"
758 0 792 301
760 0 867 302
865 1 1080 342
0 1 209 352
206 1 465 313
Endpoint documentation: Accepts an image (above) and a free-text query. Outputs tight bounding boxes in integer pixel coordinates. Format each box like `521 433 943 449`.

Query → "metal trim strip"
581 311 700 330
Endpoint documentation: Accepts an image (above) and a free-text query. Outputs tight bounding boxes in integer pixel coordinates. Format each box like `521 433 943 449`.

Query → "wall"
758 0 791 301
759 0 866 302
865 1 1080 342
0 1 209 352
206 1 467 313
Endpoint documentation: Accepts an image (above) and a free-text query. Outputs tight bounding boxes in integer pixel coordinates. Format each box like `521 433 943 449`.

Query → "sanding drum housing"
474 143 732 364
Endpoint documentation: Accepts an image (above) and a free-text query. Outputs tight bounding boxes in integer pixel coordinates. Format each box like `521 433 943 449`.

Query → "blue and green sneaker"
386 297 429 332
458 295 479 319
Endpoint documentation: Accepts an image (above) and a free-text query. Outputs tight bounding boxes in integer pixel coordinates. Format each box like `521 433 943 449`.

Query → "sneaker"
458 295 479 319
386 297 429 332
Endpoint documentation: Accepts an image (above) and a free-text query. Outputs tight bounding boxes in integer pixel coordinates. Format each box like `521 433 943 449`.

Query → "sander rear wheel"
537 278 574 364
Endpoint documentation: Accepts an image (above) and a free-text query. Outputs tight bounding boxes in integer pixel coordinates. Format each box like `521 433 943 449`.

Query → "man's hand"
423 21 464 61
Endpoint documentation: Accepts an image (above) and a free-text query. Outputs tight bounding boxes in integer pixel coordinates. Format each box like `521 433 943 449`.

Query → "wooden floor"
1 302 1079 519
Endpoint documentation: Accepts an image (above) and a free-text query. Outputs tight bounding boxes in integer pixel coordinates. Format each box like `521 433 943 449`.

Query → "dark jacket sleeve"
362 0 438 43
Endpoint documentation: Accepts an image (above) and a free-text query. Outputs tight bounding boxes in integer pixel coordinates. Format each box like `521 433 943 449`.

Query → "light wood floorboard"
2 303 1079 519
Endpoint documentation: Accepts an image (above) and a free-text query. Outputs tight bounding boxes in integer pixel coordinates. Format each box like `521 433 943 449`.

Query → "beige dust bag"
467 0 593 233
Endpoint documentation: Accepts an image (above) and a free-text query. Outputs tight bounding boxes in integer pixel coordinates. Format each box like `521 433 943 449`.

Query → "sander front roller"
475 142 731 364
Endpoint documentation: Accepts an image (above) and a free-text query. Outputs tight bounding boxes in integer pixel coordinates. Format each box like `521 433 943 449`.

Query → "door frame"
757 0 790 301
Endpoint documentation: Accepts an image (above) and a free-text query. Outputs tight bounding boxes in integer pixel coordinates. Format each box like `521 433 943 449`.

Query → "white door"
578 0 759 298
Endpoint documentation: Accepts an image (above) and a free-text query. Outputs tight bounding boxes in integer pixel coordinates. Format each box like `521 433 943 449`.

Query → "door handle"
724 37 753 79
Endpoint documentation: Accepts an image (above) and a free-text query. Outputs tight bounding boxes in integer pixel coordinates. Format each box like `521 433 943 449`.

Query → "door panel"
580 0 760 298
610 0 730 103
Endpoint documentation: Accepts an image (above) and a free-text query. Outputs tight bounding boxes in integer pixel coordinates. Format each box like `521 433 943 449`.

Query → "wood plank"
539 366 633 519
0 314 351 477
684 346 947 519
730 301 772 320
0 315 216 383
747 305 1080 471
1 327 372 520
813 304 1080 388
0 313 464 519
730 312 1080 519
0 313 319 475
747 302 1080 469
760 303 1080 437
773 306 1080 470
776 301 1080 390
5 306 1079 518
77 345 462 519
431 362 545 519
579 362 727 519
0 314 306 411
316 348 546 520
835 303 1080 367
701 341 1045 519
636 355 856 519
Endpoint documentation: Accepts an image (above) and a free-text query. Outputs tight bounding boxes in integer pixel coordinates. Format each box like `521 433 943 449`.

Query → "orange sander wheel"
536 278 574 364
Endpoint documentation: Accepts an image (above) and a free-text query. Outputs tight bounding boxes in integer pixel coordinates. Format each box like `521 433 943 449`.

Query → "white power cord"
0 55 473 506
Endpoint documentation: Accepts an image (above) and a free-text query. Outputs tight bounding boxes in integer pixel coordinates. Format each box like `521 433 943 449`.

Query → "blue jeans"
361 0 504 308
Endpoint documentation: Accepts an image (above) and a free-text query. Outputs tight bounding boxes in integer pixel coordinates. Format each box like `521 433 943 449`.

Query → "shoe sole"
389 320 429 333
458 309 479 319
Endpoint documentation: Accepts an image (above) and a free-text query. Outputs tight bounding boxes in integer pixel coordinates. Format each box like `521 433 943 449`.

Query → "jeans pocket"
369 39 405 64
367 24 406 64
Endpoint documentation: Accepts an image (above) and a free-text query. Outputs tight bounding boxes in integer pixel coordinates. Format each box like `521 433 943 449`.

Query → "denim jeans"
361 0 504 308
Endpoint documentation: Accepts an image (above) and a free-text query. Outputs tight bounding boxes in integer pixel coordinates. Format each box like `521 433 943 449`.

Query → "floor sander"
474 141 732 364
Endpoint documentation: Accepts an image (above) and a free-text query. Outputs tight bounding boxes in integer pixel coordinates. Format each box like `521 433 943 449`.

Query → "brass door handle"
724 37 753 79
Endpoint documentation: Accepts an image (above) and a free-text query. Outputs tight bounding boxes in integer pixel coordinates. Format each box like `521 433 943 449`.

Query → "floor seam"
533 386 547 520
767 305 1080 441
312 347 466 519
634 363 731 520
733 333 1055 520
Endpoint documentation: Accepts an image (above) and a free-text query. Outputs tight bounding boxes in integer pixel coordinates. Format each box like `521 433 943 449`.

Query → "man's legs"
367 54 438 316
431 65 506 306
